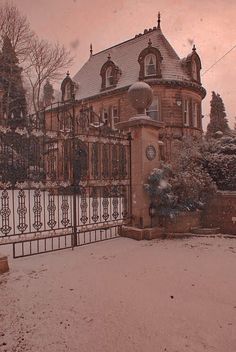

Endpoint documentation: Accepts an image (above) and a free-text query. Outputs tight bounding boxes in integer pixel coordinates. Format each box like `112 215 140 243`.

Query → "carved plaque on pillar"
146 145 156 161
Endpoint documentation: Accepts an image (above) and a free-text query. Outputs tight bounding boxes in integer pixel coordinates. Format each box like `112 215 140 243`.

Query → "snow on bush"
144 137 217 217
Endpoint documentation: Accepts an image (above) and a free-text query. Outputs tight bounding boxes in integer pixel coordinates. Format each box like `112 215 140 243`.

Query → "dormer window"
100 55 121 91
106 66 113 87
61 72 75 101
138 41 163 80
145 54 157 76
184 45 202 84
64 82 71 100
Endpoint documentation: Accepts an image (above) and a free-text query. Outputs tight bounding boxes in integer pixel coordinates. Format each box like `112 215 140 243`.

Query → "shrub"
144 137 217 217
201 136 236 190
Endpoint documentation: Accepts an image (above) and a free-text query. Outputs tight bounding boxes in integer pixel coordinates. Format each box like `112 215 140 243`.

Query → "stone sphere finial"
128 81 153 115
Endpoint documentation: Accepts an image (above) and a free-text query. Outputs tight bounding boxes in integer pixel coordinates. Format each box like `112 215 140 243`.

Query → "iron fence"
0 100 131 257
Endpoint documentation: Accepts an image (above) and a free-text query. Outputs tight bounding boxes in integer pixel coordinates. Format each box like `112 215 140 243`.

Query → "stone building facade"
61 15 206 159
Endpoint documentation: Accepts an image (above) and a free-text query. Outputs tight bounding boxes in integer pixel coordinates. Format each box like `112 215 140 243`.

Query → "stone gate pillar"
117 82 164 240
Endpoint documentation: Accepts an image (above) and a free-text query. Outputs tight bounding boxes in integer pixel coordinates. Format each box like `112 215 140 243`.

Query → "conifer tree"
206 91 229 137
0 36 27 127
42 80 54 107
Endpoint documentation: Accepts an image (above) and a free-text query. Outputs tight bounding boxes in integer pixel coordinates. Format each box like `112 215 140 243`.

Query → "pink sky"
15 0 236 129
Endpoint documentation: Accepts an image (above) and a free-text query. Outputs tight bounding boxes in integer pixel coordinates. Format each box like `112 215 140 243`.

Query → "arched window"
184 46 202 83
64 82 71 101
100 59 121 91
138 45 162 80
106 66 113 87
61 73 75 101
145 54 157 76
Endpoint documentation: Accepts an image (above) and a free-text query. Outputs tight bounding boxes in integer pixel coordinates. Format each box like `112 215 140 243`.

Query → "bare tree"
0 3 73 113
24 38 73 112
0 2 34 61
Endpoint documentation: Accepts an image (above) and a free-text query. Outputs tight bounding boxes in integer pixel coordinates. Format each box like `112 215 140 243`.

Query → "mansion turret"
61 14 206 159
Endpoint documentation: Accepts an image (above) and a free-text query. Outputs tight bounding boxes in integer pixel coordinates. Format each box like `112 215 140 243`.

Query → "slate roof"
73 27 191 100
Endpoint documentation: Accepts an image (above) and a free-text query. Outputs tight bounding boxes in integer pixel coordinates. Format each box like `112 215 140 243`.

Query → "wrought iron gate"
0 100 131 258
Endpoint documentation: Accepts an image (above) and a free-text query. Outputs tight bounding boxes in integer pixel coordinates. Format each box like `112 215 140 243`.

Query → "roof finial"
148 38 152 47
107 53 111 60
66 71 70 76
192 44 196 51
157 12 161 29
90 43 93 56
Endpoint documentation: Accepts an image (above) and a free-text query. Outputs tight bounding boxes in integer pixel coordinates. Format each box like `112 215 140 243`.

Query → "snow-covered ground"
0 236 236 352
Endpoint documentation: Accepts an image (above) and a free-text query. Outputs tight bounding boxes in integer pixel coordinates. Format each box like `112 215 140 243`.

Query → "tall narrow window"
192 60 198 81
147 98 160 121
64 82 71 101
100 60 120 90
101 108 109 125
106 67 113 87
193 102 198 127
183 99 190 126
144 54 157 76
111 106 119 129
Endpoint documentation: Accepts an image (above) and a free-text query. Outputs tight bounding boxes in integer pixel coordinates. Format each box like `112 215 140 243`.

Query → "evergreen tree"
0 36 27 127
42 79 54 107
206 91 229 137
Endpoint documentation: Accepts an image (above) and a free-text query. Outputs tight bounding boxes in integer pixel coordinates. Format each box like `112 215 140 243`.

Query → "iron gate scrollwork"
0 100 131 258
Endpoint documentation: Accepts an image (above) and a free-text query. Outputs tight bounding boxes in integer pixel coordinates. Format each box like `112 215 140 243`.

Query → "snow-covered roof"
73 27 191 100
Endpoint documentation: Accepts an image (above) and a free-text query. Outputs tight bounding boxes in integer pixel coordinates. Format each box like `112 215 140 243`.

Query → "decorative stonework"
182 45 202 84
61 72 76 101
128 81 153 115
138 43 163 80
146 145 156 160
100 57 121 91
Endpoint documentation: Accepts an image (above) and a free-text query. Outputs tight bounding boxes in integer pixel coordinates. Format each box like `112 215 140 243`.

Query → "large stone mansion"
61 14 206 159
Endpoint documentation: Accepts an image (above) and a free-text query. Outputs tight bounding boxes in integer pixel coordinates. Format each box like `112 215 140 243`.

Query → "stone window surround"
61 75 75 101
187 52 202 84
100 59 121 91
138 46 163 80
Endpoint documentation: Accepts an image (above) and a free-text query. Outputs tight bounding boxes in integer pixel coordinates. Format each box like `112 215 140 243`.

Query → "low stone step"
191 227 221 235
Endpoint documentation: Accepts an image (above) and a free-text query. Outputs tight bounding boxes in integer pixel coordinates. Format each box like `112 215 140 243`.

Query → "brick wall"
202 191 236 235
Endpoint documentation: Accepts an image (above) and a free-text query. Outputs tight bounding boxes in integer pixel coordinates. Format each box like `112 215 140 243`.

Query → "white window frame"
183 99 190 126
147 97 160 121
111 106 119 129
64 82 71 101
193 102 198 128
106 67 113 87
144 54 157 77
101 108 109 125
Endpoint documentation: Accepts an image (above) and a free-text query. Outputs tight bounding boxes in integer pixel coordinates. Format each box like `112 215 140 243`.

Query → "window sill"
140 74 162 80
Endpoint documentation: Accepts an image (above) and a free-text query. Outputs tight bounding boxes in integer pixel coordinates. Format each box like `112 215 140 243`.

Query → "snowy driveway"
0 236 236 352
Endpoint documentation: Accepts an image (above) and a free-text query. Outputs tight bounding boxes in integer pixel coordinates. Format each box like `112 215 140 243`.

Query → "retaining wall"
202 191 236 235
